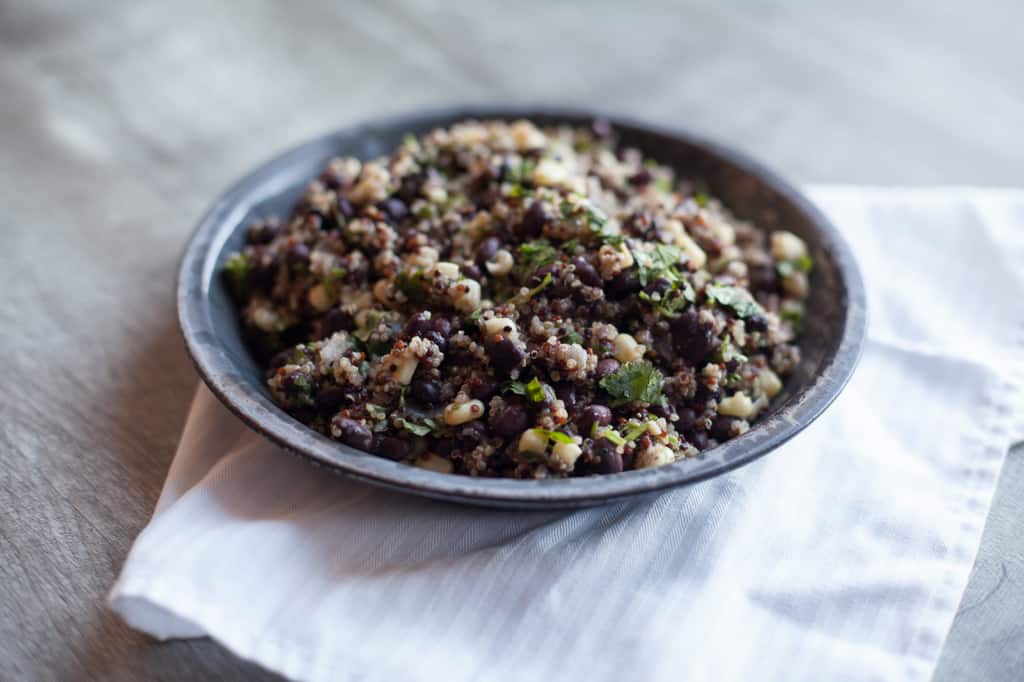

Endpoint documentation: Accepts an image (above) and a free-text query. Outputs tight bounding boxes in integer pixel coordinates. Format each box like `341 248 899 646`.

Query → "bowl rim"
177 105 867 508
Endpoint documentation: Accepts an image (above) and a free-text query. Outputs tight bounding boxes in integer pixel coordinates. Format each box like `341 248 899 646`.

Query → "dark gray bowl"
178 106 866 509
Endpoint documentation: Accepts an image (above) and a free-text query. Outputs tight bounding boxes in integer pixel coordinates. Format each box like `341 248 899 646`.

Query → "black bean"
711 416 738 441
468 375 498 400
555 383 577 412
431 316 452 339
520 201 549 238
578 404 612 437
488 401 530 437
461 263 482 280
333 417 373 451
745 314 768 332
688 430 709 451
424 330 448 352
530 262 558 287
628 169 653 186
286 242 310 267
476 236 501 265
455 422 488 450
403 311 432 338
572 256 602 287
485 337 525 375
675 408 697 432
591 437 623 474
748 263 777 292
373 435 410 461
695 383 721 402
670 308 716 365
409 379 442 406
322 307 355 336
396 173 424 203
315 385 346 417
595 358 620 381
381 197 409 222
649 403 672 419
605 271 640 299
333 196 353 219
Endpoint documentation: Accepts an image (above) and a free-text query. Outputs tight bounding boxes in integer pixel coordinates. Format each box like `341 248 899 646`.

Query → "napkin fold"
110 187 1024 682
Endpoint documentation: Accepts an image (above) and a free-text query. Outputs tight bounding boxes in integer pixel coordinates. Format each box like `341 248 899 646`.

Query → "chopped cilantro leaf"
330 266 348 279
564 331 583 345
633 244 688 286
705 283 764 319
694 191 710 208
560 198 622 245
397 417 436 436
599 360 665 407
503 381 527 396
516 240 559 279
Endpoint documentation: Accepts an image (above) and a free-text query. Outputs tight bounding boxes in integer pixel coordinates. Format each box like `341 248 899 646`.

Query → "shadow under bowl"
178 106 867 509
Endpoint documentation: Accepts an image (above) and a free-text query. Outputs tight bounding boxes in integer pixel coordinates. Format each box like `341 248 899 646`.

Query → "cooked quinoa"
223 119 811 478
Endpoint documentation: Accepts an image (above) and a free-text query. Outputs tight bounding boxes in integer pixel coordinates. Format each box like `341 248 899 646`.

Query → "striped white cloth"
110 188 1024 682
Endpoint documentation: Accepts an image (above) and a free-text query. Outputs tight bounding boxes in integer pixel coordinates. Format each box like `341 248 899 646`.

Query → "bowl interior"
180 107 865 509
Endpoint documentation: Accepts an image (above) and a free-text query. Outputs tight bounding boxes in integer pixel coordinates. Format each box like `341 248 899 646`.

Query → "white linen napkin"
110 187 1024 682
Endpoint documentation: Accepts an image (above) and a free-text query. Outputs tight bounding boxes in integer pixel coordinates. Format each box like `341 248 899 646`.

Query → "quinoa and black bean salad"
223 119 812 478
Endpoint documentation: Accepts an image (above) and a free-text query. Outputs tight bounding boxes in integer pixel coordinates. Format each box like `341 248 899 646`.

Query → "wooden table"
2 1 1021 679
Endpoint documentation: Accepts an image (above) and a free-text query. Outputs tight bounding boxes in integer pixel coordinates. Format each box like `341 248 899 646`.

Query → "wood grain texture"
0 0 1020 679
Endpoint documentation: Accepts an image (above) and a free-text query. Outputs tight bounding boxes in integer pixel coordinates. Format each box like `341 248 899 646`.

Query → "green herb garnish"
223 251 251 298
633 244 688 286
564 331 584 345
599 360 666 407
525 377 548 403
597 428 627 446
694 191 710 208
776 254 813 278
524 272 553 300
638 283 695 316
533 428 574 445
516 239 560 279
397 417 436 437
559 198 622 245
366 404 388 421
620 421 649 442
654 177 673 193
718 336 749 364
705 283 764 319
505 377 551 403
